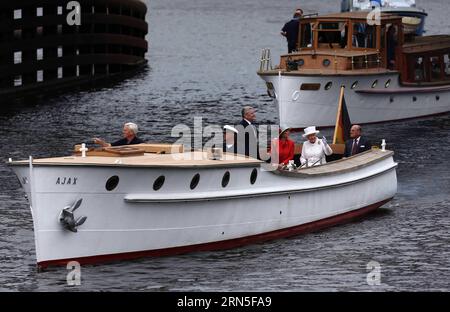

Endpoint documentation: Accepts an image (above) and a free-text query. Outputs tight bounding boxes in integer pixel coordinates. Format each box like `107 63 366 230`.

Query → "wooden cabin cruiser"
8 143 397 268
258 12 450 129
341 0 427 36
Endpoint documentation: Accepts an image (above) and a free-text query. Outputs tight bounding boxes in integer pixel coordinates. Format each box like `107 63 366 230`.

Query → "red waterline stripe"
37 198 392 269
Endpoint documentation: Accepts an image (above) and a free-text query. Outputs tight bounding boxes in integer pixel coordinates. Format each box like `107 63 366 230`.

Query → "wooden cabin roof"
302 11 402 22
402 35 450 54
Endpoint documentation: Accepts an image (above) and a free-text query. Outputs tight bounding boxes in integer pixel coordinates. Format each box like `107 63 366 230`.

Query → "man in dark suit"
344 125 372 157
222 125 238 154
236 106 259 159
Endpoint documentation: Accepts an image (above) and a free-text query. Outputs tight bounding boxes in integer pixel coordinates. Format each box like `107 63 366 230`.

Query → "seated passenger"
93 122 144 147
300 126 332 167
343 125 372 157
271 127 295 167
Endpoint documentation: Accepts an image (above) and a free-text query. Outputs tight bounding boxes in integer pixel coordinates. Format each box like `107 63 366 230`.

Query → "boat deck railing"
260 48 273 72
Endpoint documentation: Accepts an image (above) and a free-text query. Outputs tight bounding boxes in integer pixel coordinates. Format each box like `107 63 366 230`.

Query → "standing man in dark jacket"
344 125 372 157
281 8 303 53
237 106 259 159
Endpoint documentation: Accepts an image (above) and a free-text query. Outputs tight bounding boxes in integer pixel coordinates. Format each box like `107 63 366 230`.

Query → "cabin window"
444 54 450 77
324 81 333 90
430 56 442 81
57 67 63 79
351 81 358 89
413 57 425 82
300 83 321 91
300 23 313 48
371 80 378 88
352 23 376 49
316 22 347 49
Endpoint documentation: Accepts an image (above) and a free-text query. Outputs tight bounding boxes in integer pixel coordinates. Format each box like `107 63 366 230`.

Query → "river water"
0 0 449 291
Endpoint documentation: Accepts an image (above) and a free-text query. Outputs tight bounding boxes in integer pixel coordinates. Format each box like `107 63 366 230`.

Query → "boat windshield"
351 0 416 10
315 22 348 49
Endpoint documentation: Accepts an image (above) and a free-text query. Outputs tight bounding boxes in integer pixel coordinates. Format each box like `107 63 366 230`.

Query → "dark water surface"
0 0 449 291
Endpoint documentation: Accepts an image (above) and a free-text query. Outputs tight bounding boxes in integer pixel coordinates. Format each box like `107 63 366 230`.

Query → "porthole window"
324 81 333 90
390 96 394 103
106 175 119 191
190 173 200 190
351 81 358 89
250 168 258 185
323 59 331 67
385 79 391 88
436 95 440 101
413 96 417 102
153 175 165 191
371 80 378 88
222 171 230 188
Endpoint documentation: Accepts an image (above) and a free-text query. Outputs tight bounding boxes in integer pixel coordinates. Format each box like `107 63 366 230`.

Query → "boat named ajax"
9 142 397 268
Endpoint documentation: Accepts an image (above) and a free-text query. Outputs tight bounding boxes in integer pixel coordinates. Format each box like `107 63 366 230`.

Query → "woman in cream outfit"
300 126 333 167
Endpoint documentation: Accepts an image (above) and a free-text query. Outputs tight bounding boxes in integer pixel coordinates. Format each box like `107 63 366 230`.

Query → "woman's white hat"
223 125 238 134
302 126 320 137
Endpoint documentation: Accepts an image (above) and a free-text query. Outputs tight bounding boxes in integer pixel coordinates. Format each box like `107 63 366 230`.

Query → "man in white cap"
223 125 238 154
93 122 144 147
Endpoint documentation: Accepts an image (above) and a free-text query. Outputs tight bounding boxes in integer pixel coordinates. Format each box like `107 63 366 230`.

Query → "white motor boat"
259 12 450 129
9 143 397 269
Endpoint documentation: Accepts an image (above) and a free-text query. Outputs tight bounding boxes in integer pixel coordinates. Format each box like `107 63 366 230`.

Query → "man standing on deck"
343 125 372 157
281 8 303 53
237 106 260 159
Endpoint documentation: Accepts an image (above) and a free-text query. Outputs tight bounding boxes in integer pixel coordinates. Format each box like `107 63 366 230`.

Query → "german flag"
332 86 352 144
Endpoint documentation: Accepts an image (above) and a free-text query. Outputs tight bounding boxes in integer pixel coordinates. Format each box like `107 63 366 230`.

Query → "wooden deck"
9 151 262 169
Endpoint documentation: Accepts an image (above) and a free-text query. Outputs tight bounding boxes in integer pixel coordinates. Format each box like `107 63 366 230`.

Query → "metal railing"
350 52 382 70
260 48 272 72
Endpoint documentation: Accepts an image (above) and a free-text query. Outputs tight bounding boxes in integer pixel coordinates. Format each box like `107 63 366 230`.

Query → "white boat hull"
11 151 397 268
259 72 450 128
